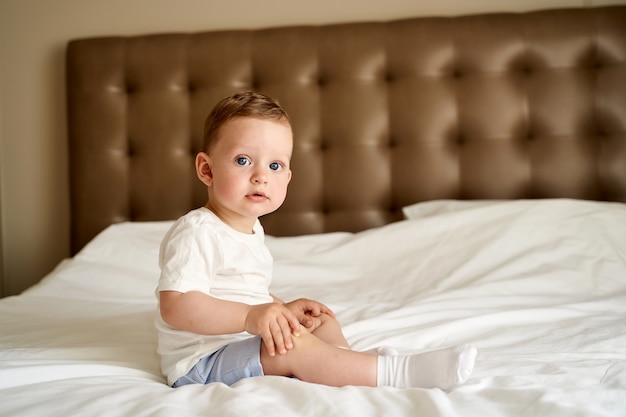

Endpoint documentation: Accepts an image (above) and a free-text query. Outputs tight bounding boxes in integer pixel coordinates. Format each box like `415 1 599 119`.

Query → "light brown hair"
202 91 292 153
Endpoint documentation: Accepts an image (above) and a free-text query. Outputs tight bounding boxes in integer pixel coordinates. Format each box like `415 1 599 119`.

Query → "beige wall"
0 0 624 297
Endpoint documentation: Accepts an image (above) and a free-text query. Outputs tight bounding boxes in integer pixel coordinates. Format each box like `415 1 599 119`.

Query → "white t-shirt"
155 207 274 385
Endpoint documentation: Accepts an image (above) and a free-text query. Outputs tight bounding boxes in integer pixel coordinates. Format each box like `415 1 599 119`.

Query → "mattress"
1 199 625 416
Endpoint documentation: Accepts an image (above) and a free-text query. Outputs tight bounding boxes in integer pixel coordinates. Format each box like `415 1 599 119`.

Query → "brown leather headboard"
67 6 626 253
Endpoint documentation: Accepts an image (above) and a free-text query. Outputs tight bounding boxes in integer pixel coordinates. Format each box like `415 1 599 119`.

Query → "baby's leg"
261 326 377 386
261 328 477 390
308 313 350 349
309 314 397 355
307 314 399 357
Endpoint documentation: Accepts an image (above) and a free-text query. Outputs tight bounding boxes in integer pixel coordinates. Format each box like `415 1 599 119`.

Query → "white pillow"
401 199 504 219
76 221 174 269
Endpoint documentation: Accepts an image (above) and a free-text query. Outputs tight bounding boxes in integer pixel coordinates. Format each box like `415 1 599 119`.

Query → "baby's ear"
195 152 213 186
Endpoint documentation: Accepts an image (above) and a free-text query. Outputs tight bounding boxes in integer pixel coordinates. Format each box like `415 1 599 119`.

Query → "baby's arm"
160 290 301 356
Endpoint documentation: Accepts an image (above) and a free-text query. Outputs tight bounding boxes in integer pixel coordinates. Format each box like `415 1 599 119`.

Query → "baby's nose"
252 171 268 184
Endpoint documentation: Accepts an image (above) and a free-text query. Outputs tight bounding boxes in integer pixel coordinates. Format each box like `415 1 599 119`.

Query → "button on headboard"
67 6 626 253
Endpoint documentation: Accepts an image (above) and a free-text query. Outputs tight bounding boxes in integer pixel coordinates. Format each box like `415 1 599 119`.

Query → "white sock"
376 344 477 391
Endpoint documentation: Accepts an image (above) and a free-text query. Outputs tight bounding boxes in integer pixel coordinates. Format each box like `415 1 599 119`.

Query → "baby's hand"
284 298 335 330
302 313 324 332
244 303 301 357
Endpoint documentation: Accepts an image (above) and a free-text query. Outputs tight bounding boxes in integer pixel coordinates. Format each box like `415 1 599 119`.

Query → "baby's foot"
377 344 477 391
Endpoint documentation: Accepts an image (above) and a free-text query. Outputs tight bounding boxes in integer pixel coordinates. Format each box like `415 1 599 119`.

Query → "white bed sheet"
1 199 625 417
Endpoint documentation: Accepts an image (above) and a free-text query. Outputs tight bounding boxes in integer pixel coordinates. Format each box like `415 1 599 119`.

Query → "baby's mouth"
248 192 268 200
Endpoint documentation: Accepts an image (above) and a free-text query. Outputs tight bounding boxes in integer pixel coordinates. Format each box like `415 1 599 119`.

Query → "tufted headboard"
67 6 626 253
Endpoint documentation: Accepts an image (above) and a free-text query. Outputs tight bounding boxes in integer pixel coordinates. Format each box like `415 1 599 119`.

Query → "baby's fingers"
260 329 277 357
300 315 313 328
314 301 336 318
271 318 295 355
287 313 302 337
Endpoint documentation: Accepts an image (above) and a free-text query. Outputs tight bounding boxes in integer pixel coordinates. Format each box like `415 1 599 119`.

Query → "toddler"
156 91 477 389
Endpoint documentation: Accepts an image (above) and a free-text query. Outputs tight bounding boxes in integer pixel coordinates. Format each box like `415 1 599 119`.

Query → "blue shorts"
172 336 264 387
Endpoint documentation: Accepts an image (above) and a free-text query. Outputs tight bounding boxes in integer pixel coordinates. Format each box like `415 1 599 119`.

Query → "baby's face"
206 117 293 232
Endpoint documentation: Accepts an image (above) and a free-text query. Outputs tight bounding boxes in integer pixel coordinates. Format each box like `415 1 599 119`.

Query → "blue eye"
269 162 281 171
236 157 250 166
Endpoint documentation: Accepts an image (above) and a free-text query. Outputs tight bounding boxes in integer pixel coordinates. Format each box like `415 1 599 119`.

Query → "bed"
1 5 625 417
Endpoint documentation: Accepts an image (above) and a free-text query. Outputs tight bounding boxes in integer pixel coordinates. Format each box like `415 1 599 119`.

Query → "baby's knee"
295 323 312 337
291 324 317 347
317 313 342 329
321 313 340 324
